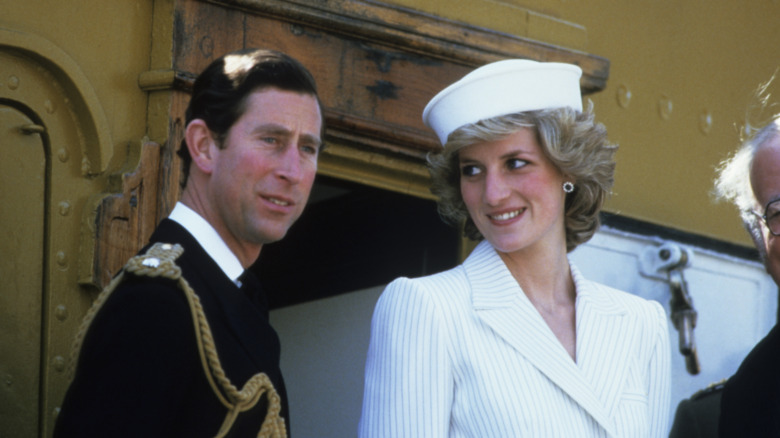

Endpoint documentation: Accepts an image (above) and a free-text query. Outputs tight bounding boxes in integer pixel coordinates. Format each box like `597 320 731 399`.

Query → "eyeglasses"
756 198 780 236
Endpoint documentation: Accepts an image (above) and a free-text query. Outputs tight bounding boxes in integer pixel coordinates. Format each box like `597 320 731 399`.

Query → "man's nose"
276 145 303 184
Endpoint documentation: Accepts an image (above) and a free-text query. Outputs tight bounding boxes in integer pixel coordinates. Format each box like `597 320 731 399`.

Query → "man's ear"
185 119 216 175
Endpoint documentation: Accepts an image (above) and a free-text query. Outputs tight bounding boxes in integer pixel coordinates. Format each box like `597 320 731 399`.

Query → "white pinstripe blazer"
359 240 671 438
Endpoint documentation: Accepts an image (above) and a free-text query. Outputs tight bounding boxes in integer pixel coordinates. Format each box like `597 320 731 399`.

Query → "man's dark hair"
177 48 324 186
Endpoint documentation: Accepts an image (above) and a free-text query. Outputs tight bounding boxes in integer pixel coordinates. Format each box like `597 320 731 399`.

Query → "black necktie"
239 270 269 315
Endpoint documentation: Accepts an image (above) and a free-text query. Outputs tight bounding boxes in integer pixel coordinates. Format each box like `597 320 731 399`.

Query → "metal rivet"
58 201 71 216
7 76 19 90
55 305 69 322
616 84 632 109
57 148 69 163
699 110 713 135
658 95 673 120
56 251 67 268
53 356 66 372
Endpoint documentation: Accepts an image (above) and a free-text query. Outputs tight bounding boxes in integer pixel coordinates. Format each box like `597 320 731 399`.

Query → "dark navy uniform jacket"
719 324 780 438
669 381 724 438
54 219 288 437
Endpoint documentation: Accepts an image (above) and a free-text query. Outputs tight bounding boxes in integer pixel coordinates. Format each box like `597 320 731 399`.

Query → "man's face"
750 135 780 285
206 87 322 261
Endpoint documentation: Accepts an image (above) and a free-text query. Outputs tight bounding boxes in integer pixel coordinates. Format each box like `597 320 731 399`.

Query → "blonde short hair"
427 106 617 252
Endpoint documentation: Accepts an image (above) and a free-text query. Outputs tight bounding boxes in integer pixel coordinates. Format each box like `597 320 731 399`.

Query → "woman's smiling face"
459 127 568 256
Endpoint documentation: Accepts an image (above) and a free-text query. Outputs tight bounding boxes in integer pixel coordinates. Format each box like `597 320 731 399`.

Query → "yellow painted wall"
3 0 154 165
1 1 156 435
389 0 780 247
2 0 780 435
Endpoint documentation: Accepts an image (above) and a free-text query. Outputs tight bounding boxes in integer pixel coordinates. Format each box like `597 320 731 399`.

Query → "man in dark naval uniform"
54 48 324 437
668 380 725 437
712 114 780 438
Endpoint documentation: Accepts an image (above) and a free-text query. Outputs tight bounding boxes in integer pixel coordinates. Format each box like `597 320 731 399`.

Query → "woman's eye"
507 158 527 170
460 165 481 177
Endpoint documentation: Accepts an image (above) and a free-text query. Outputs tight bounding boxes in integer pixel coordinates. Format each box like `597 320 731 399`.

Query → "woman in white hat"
359 60 671 437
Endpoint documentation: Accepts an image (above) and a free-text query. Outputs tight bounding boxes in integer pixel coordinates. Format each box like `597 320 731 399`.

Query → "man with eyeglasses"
712 115 780 437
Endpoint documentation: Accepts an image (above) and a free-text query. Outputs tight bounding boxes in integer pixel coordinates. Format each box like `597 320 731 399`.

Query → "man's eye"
766 200 780 219
460 165 481 177
263 137 278 144
301 145 318 156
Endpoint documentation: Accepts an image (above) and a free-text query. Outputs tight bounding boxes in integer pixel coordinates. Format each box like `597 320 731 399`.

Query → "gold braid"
68 242 286 438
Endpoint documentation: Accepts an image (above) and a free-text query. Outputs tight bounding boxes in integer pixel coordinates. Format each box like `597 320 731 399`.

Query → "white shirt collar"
168 202 245 285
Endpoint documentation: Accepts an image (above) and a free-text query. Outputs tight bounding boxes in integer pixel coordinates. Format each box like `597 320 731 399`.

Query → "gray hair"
714 114 780 260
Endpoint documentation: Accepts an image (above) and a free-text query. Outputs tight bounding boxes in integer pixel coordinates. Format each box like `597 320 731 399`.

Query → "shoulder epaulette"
124 242 184 280
690 378 727 400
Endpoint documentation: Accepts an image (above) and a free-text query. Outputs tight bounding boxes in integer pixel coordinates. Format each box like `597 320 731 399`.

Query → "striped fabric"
359 240 671 438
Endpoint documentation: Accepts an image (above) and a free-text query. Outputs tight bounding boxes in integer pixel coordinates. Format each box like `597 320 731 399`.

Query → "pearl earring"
563 181 574 193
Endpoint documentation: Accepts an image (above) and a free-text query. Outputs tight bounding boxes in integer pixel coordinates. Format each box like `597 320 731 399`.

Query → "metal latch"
639 242 700 375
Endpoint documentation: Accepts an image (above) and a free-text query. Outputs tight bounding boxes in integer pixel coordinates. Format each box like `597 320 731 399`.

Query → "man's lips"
267 197 291 206
262 195 294 207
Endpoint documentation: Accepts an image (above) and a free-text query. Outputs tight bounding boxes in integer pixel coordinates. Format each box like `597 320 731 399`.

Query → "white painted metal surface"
570 227 778 419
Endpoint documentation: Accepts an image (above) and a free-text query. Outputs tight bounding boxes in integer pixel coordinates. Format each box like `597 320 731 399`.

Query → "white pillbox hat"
422 59 583 145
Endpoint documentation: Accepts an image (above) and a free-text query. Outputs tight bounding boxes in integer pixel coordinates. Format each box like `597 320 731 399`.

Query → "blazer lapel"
572 265 634 420
465 241 618 437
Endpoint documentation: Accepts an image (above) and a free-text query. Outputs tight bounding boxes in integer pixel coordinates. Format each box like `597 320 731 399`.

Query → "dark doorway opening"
254 175 460 309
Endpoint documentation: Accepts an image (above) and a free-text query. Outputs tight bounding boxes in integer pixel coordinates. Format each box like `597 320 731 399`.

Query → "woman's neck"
498 242 574 307
499 243 578 360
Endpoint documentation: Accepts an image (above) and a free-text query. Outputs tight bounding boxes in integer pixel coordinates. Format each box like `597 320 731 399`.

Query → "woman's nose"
483 171 510 205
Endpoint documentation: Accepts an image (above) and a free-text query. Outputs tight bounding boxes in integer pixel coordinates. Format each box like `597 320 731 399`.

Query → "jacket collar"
168 202 244 285
464 240 632 437
468 241 625 316
150 220 280 371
